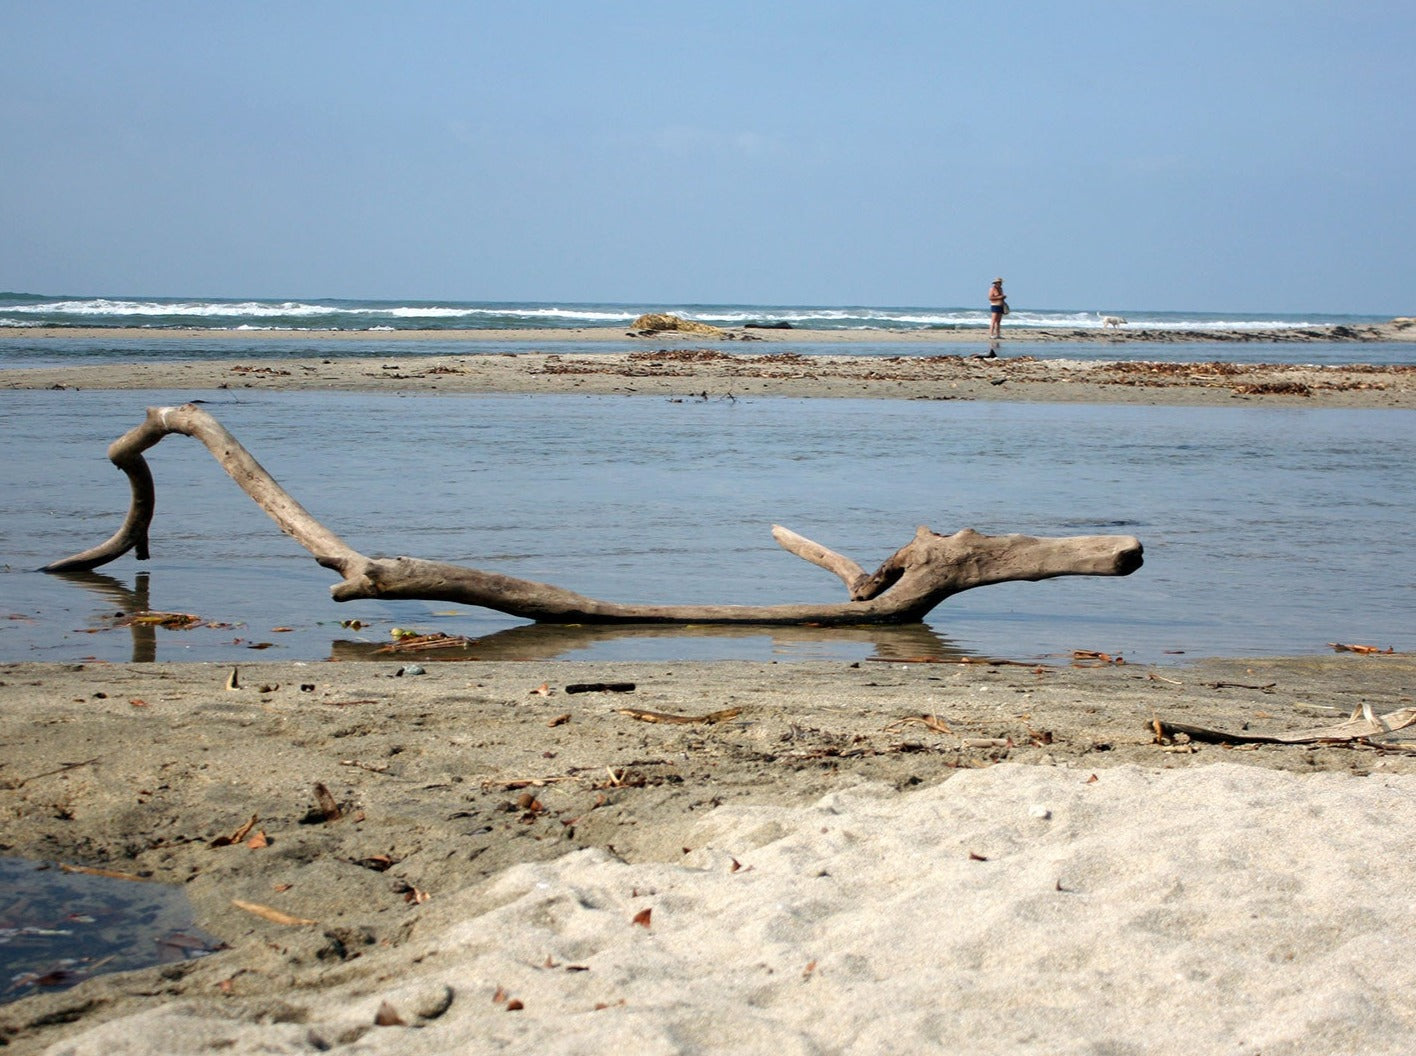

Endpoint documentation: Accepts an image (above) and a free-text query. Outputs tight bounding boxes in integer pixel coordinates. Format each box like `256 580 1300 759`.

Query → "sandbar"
3 345 1415 409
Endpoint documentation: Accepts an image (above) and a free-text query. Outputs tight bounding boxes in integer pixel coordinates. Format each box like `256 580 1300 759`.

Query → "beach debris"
1151 703 1416 746
397 883 432 905
59 863 152 883
1232 381 1312 397
884 714 954 735
394 664 425 676
115 610 202 629
231 898 316 926
211 814 259 847
960 737 1013 750
225 667 240 690
341 758 391 774
566 681 636 694
374 1001 406 1027
1071 650 1124 666
867 655 1042 668
309 782 343 823
531 682 553 696
155 931 229 961
481 774 580 794
376 632 478 654
353 854 398 872
1329 642 1395 654
548 713 571 727
617 706 743 725
3 756 101 790
632 907 653 928
246 830 269 849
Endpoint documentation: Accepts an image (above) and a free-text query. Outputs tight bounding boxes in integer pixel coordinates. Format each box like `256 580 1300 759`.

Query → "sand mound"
45 762 1416 1055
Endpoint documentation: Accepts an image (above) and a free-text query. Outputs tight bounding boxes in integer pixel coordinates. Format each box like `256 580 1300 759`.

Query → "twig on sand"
617 707 743 725
1152 703 1416 746
3 756 102 789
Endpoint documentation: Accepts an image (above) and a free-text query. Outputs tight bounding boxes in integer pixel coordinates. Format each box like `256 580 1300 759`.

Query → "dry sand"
3 328 1416 1053
2 656 1416 1054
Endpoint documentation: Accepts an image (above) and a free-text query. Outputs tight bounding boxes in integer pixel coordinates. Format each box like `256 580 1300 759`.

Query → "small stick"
4 757 102 789
617 706 743 725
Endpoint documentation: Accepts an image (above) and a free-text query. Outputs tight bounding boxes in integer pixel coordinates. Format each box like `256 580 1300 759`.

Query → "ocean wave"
0 295 1388 333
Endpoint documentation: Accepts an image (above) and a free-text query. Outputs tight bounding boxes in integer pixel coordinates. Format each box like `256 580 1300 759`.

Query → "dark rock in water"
744 321 794 329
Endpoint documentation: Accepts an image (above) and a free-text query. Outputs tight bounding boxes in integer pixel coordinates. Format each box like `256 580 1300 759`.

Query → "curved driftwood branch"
45 404 1144 626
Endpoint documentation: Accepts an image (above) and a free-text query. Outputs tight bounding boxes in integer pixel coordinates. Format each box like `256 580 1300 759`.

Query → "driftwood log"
43 404 1144 626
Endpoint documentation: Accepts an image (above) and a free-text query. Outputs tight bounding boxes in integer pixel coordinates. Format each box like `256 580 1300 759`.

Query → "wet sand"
4 344 1415 409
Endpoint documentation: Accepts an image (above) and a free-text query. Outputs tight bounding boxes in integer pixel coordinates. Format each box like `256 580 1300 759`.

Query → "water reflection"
47 568 967 663
48 570 156 663
0 858 224 1004
330 620 967 663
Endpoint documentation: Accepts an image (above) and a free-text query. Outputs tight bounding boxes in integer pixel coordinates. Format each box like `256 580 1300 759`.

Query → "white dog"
1099 314 1127 328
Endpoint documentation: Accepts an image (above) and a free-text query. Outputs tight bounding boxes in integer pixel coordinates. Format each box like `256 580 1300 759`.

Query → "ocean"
3 293 1410 374
0 292 1396 334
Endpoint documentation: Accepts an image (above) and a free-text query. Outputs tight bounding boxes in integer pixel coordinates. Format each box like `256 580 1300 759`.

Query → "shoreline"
2 654 1415 1052
4 351 1415 410
3 319 1415 345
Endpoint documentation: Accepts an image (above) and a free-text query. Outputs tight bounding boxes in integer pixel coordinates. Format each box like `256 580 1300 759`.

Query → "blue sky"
2 2 1411 314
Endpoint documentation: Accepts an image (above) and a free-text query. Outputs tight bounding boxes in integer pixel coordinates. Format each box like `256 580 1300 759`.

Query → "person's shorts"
990 304 1004 314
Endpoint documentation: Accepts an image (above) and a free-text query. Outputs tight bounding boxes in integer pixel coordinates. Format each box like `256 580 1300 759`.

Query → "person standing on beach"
988 277 1007 337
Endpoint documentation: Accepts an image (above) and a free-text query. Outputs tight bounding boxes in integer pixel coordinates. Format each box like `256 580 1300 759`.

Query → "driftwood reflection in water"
50 570 156 663
48 569 967 664
330 620 965 664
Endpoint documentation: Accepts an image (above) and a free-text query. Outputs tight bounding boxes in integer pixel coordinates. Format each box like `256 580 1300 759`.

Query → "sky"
2 2 1412 314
